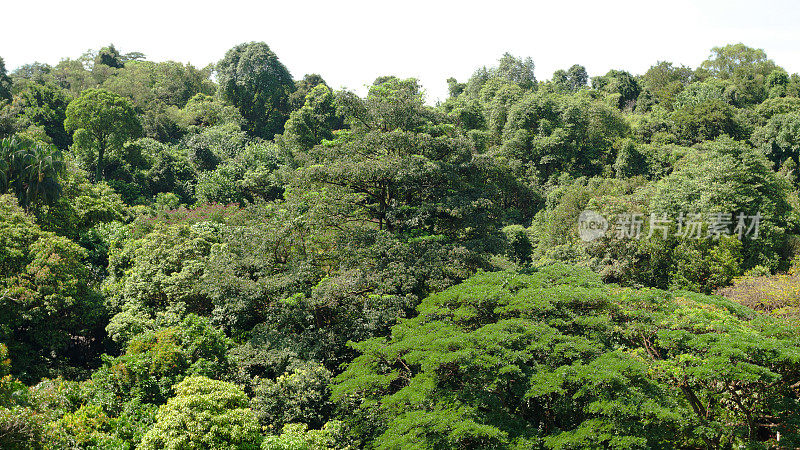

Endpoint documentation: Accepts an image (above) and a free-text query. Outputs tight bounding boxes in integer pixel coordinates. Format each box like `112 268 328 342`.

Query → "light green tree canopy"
139 376 261 450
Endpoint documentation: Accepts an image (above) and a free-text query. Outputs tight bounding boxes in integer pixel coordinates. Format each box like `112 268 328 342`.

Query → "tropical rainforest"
0 41 799 449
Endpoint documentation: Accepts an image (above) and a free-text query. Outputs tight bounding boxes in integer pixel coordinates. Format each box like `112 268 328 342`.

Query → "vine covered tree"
216 42 294 139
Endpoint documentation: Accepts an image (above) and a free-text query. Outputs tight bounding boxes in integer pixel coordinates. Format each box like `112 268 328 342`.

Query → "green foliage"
671 98 742 144
4 41 800 450
284 84 342 149
194 141 284 205
495 53 536 90
3 82 71 149
613 139 649 178
334 265 800 449
64 88 141 182
217 42 294 139
262 421 353 450
0 195 103 381
0 137 65 211
0 406 47 449
139 375 261 450
752 112 800 169
177 93 244 130
47 403 127 449
592 69 641 109
701 43 777 81
500 224 531 264
500 91 628 181
650 136 793 270
639 61 694 110
0 57 11 102
34 165 127 243
104 222 219 326
252 361 332 431
94 314 232 407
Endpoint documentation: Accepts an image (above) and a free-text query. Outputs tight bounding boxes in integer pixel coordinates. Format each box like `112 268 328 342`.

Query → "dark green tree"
289 73 327 110
7 82 71 149
0 57 12 102
216 42 294 139
95 45 125 69
0 137 65 211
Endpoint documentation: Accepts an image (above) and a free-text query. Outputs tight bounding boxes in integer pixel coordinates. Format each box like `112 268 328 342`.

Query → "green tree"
0 57 11 102
592 69 641 109
752 112 800 168
15 142 65 210
95 314 232 406
333 265 800 449
6 82 71 149
252 361 333 431
103 222 218 323
496 53 536 90
500 91 628 181
0 137 65 211
640 61 694 109
614 138 649 178
64 89 141 182
262 421 352 450
94 44 125 69
217 42 294 139
139 376 261 450
284 84 341 149
177 93 244 130
0 195 102 381
701 43 776 80
650 136 793 272
289 73 327 110
566 64 588 91
671 98 742 144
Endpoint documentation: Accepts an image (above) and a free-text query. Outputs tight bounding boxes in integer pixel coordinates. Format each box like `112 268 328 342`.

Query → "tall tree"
216 42 294 139
64 89 141 182
566 64 588 91
94 44 124 69
701 43 776 80
16 142 65 210
496 52 536 90
0 57 11 102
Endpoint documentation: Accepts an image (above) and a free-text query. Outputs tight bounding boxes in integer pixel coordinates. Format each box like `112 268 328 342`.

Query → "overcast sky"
2 0 799 103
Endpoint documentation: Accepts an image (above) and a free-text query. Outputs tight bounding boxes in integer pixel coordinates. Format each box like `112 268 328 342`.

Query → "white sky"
2 0 799 103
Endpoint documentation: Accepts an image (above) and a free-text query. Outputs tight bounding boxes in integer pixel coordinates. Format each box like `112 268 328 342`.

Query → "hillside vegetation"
0 42 799 448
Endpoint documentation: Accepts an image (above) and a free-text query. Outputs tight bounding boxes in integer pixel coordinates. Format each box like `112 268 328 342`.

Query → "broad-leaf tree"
64 89 141 182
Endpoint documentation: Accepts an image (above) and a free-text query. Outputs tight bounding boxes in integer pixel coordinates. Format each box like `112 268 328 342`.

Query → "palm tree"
0 137 65 211
17 143 65 210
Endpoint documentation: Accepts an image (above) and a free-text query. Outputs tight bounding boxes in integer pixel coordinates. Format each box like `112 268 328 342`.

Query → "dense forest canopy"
0 41 799 449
